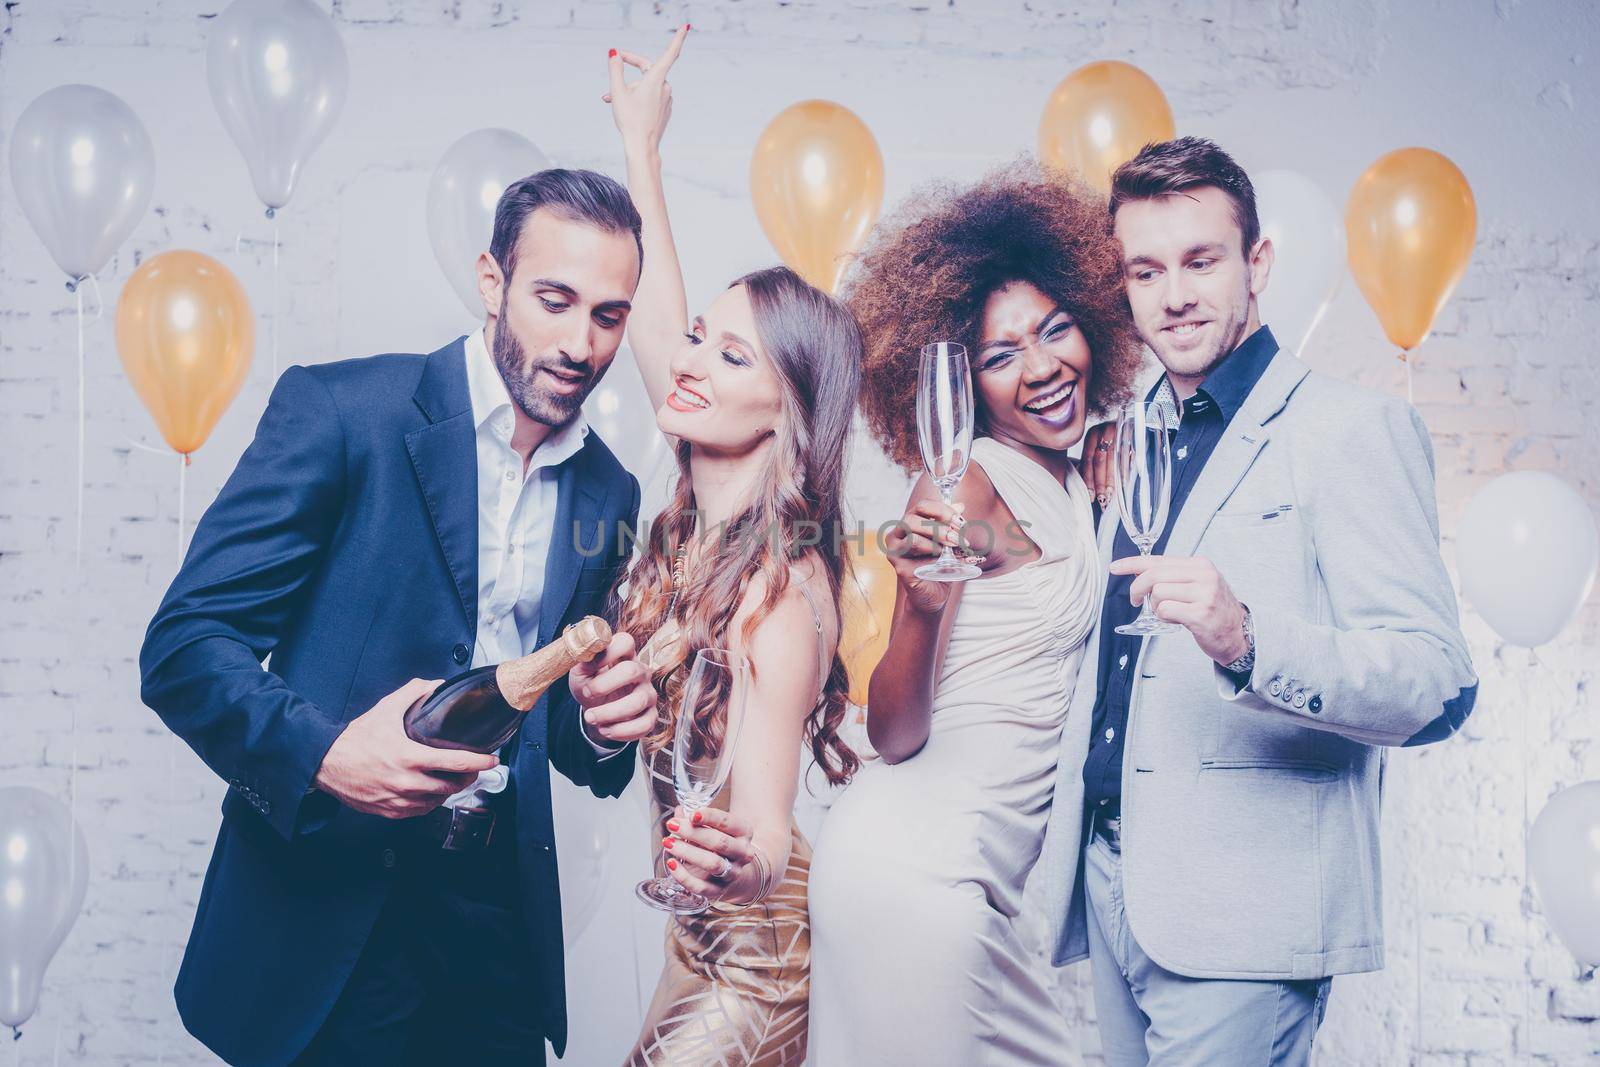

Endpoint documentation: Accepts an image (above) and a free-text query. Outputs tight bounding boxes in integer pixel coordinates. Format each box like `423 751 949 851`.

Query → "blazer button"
1309 695 1323 714
452 643 469 665
1293 691 1307 709
1267 680 1283 697
260 800 272 816
382 848 397 869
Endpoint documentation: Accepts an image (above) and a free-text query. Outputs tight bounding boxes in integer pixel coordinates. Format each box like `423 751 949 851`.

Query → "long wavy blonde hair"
612 266 862 786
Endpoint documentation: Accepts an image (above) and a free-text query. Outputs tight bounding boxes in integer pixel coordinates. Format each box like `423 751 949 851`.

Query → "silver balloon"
426 128 551 317
1456 471 1599 648
7 84 155 282
549 776 609 944
1255 169 1344 358
206 0 349 211
585 346 672 485
0 788 89 1030
1530 781 1600 968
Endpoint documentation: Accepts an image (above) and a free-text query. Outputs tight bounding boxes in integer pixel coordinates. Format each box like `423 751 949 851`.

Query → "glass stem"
937 484 959 565
1136 539 1160 623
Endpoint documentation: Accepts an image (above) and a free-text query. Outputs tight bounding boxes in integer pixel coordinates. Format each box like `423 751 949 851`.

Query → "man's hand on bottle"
313 677 500 819
569 631 658 747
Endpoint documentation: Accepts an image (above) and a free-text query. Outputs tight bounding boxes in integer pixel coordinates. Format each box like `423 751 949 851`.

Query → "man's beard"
491 324 595 427
1153 283 1252 381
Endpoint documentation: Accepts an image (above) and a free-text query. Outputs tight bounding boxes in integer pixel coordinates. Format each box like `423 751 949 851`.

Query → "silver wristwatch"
1224 604 1256 675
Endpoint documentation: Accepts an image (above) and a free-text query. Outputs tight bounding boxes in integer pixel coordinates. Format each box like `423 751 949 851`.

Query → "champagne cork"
496 616 613 710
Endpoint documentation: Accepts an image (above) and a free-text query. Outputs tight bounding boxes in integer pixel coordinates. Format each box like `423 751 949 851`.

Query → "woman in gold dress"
599 27 861 1066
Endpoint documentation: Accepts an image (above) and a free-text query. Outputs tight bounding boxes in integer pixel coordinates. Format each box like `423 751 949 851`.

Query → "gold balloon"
1038 60 1175 191
1345 147 1477 353
839 536 899 707
116 250 254 455
750 100 884 294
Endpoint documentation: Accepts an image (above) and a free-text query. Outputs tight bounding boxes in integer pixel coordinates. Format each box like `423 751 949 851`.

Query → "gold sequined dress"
624 583 827 1067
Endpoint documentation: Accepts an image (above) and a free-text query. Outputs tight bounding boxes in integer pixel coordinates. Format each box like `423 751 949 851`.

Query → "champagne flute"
914 341 981 582
1114 399 1181 636
635 648 749 914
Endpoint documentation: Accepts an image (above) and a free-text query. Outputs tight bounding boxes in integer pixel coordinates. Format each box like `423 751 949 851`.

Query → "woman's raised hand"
605 24 689 153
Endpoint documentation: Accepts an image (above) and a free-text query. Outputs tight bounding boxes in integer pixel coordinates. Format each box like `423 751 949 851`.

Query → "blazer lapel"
539 450 606 645
406 338 478 630
1163 350 1310 559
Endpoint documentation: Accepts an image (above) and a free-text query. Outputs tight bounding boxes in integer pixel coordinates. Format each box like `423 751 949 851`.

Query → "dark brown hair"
614 266 862 786
846 158 1143 472
1109 136 1260 256
490 168 643 282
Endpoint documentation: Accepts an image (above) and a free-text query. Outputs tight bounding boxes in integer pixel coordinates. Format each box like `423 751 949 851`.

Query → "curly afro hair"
845 158 1143 472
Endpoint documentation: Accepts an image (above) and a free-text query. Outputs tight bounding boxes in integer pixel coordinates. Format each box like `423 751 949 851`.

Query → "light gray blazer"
1036 347 1478 980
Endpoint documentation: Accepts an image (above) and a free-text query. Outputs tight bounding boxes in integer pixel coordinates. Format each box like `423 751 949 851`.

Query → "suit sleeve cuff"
580 716 629 761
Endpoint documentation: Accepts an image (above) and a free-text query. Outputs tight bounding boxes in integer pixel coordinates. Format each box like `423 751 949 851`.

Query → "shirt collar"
1147 324 1279 426
465 327 590 468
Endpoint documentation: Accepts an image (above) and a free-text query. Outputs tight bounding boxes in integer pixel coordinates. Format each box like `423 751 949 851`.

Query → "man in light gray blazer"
1038 138 1478 1065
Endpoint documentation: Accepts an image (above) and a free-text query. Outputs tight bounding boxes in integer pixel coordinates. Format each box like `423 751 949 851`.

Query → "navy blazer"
139 337 640 1066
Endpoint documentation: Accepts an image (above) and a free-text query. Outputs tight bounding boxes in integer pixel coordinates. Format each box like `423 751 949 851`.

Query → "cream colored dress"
807 437 1101 1065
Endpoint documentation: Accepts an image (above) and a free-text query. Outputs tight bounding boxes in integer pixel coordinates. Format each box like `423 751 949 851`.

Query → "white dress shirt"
446 329 616 808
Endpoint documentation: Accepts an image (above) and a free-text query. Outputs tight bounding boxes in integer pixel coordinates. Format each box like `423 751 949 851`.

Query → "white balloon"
585 347 672 485
1530 781 1600 967
207 0 349 211
550 777 609 943
0 788 89 1030
1456 471 1598 647
426 128 550 317
7 84 155 282
1254 169 1344 357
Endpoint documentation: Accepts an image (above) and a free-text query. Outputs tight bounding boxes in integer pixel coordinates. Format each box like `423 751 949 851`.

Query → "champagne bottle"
404 616 613 753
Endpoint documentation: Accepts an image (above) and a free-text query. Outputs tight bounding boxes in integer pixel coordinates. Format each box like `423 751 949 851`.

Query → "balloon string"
157 453 190 1067
628 785 648 1021
70 280 86 1044
271 214 280 380
178 453 188 564
75 285 85 573
1413 758 1423 1059
82 273 104 324
1404 354 1415 406
1520 648 1534 1061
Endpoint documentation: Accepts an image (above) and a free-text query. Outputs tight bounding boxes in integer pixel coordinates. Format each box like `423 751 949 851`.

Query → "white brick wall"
3 1 1597 1063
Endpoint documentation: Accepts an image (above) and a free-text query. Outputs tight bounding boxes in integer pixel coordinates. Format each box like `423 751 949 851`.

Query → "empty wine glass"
1114 399 1181 636
915 341 981 582
635 648 749 914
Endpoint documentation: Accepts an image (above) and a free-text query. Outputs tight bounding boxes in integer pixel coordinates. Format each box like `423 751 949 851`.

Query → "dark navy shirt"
1082 326 1280 813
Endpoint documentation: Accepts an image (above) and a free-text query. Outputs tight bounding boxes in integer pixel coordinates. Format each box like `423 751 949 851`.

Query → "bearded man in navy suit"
141 169 658 1066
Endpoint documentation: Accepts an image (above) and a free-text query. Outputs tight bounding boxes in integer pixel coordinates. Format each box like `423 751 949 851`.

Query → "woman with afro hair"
807 160 1144 1064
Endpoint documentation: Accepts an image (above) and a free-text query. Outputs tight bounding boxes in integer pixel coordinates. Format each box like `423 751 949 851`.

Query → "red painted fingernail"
666 820 680 833
608 48 618 58
662 838 674 849
686 23 692 30
667 859 678 870
692 811 702 825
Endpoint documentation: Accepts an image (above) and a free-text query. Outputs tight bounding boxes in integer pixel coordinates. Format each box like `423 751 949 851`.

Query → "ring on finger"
715 856 732 880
